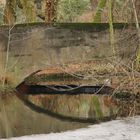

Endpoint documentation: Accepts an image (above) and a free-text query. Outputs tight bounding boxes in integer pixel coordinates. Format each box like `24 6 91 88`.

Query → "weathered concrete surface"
0 23 139 84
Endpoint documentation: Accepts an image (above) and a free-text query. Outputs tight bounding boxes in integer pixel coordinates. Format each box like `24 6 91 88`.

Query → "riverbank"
2 116 140 140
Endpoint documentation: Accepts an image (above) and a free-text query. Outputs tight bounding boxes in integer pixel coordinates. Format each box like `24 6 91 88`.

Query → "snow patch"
1 116 140 140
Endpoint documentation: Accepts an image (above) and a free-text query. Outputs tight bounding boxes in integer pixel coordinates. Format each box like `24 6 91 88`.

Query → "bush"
57 0 89 22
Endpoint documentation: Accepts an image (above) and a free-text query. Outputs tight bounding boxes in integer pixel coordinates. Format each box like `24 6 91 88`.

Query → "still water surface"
0 94 88 138
0 92 139 139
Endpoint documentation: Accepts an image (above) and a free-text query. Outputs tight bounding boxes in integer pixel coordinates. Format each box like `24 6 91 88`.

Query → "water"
23 94 118 121
0 91 139 139
0 94 88 138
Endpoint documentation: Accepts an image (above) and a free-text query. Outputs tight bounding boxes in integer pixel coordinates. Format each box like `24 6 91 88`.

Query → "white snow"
1 116 140 140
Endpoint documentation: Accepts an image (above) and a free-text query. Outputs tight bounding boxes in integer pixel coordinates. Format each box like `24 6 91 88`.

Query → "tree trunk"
20 0 36 22
93 0 106 23
45 0 58 22
131 0 140 66
108 0 115 57
4 0 16 25
135 0 140 22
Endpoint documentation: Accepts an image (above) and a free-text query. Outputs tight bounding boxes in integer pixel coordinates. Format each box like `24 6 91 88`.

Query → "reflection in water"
0 94 88 138
23 94 118 120
17 93 117 123
17 91 140 121
0 91 139 139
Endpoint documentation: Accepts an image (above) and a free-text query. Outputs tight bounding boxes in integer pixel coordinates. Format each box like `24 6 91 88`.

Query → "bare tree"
4 0 16 25
45 0 59 22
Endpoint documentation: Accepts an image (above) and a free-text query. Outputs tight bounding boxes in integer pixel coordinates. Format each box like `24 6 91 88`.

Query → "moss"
0 22 136 31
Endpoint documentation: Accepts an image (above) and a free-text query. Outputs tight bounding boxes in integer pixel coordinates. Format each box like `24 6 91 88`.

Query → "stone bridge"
0 23 138 84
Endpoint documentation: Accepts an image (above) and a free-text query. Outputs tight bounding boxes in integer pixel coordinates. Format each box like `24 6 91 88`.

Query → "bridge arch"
0 23 137 86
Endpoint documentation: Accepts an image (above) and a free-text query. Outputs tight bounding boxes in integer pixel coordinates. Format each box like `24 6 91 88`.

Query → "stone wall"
0 23 138 84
